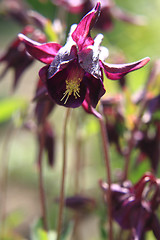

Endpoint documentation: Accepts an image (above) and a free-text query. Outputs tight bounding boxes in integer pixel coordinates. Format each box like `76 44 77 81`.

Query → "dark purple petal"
13 54 33 89
34 95 55 124
44 122 55 167
33 78 48 101
48 41 77 79
85 73 105 108
82 99 102 119
101 57 150 80
142 95 160 123
151 214 160 239
78 34 104 79
18 33 62 64
34 79 55 124
0 35 34 90
72 2 101 50
134 206 151 240
78 48 99 78
39 65 49 84
135 127 160 172
47 61 86 108
37 121 55 167
100 174 160 238
64 195 96 211
82 91 102 119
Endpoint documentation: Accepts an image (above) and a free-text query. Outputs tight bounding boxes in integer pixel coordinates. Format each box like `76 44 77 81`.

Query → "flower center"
61 76 82 104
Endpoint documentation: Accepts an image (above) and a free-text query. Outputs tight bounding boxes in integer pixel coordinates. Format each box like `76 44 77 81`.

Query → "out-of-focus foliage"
0 0 160 240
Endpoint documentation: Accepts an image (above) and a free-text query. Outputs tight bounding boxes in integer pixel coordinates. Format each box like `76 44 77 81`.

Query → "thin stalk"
74 130 82 194
123 63 158 181
38 128 48 230
0 124 13 234
37 101 51 230
56 108 71 240
99 116 113 240
123 96 148 181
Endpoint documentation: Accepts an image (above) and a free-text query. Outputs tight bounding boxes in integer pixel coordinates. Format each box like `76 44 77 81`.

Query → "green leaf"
44 21 58 42
0 97 27 124
31 218 57 240
61 222 74 240
2 211 24 230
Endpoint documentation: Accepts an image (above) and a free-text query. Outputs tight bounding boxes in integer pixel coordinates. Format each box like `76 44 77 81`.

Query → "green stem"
56 108 71 240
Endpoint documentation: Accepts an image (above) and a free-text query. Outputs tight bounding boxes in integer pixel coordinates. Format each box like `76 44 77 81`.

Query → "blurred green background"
0 0 160 239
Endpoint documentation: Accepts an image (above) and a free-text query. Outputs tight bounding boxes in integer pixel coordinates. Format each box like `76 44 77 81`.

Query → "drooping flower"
37 120 55 167
1 0 49 29
63 195 96 212
0 26 46 90
34 78 55 124
133 93 160 172
1 0 29 25
0 26 34 89
135 126 160 173
18 2 150 108
100 173 160 240
33 79 56 167
101 95 125 155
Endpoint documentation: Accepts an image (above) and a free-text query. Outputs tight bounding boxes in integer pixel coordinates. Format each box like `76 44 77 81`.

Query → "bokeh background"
0 0 160 239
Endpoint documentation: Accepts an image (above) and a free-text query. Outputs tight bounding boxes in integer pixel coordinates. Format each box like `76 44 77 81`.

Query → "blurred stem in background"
123 60 158 181
37 101 53 231
37 126 48 231
56 108 71 240
0 123 13 235
99 109 113 240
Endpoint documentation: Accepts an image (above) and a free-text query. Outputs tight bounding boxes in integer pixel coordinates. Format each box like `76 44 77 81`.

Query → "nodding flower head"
18 2 150 108
100 173 160 239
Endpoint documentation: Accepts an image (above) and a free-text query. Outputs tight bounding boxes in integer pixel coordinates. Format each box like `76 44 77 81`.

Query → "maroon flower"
1 0 29 25
134 120 160 173
82 89 102 119
64 195 96 212
100 173 160 239
34 79 55 124
0 26 46 90
18 2 150 108
33 79 56 167
101 95 125 154
142 94 160 123
37 121 55 167
55 195 96 213
0 26 34 90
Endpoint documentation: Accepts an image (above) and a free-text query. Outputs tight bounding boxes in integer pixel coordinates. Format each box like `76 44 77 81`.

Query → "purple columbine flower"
18 2 150 108
100 173 160 239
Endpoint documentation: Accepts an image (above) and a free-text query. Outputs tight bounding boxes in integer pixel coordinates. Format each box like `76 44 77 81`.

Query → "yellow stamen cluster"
61 77 82 104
